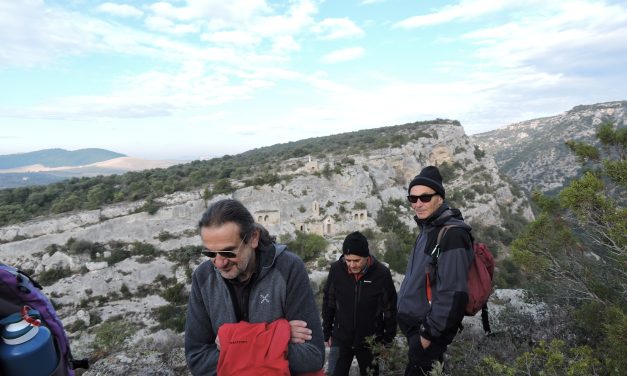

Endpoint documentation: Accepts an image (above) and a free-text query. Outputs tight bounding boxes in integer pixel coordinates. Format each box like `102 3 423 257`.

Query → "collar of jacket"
238 242 286 282
414 203 450 226
342 255 374 280
413 204 466 226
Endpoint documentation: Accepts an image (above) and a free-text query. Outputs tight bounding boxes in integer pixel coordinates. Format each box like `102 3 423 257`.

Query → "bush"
107 249 131 266
167 245 203 266
155 304 186 332
37 267 73 286
92 320 133 354
161 283 188 305
286 232 327 263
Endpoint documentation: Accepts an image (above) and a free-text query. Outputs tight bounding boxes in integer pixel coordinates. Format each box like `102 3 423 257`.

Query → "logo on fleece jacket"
259 293 270 304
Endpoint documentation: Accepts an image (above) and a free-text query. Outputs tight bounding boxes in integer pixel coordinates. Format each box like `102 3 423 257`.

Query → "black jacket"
322 255 397 347
397 204 473 344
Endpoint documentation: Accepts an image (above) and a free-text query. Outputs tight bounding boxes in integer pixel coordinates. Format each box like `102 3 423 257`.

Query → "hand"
215 336 221 351
289 320 312 344
420 336 431 349
325 338 332 347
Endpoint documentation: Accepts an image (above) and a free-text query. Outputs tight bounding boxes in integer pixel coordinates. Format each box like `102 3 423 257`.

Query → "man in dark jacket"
185 199 325 375
397 166 473 375
322 231 397 376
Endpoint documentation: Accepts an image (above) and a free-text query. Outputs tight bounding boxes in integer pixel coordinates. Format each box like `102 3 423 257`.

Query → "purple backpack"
0 263 88 376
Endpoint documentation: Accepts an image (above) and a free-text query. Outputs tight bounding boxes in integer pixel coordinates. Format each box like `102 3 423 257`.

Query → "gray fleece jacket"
185 243 325 375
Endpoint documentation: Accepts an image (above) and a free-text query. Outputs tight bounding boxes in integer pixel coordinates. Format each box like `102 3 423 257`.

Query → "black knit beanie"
342 231 369 257
408 165 446 199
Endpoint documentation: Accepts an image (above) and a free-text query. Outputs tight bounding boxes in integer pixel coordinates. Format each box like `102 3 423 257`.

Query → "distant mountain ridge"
0 148 126 169
472 100 627 194
0 150 184 189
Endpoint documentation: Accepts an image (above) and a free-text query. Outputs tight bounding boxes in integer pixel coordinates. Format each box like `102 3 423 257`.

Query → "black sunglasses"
201 250 238 259
202 236 247 259
407 193 438 203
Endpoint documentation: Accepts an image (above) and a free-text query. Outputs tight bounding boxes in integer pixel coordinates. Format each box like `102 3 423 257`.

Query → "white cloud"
96 3 143 18
144 16 199 35
312 18 364 40
149 0 271 23
202 30 260 45
321 47 365 64
272 35 301 53
250 0 318 38
463 1 627 71
393 0 535 29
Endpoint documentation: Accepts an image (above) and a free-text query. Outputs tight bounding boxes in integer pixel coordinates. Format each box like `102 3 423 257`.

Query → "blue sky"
1 0 626 160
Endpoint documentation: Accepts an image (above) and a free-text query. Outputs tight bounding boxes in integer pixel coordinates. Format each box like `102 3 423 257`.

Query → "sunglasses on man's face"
407 193 438 203
201 236 247 259
201 250 238 259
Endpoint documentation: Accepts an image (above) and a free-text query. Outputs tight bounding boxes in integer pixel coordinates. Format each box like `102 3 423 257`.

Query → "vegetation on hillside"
460 122 626 375
0 120 452 227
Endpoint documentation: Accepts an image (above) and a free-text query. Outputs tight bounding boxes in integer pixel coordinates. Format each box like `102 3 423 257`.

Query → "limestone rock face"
473 101 627 193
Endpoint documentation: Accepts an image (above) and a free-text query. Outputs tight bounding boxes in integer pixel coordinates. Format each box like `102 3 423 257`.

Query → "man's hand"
289 320 312 344
325 338 332 347
420 336 431 349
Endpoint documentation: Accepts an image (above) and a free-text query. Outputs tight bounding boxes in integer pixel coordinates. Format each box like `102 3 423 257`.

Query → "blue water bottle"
0 307 58 376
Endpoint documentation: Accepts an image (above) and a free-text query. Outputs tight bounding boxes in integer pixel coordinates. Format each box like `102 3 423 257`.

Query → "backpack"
0 263 89 376
428 225 495 334
217 319 324 376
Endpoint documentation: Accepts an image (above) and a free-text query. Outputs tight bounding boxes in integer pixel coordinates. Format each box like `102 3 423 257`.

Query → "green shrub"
37 267 73 286
353 201 367 210
157 231 177 241
155 304 186 332
66 319 88 333
92 320 133 354
286 232 327 263
107 249 131 266
167 245 202 266
161 282 188 305
474 145 486 160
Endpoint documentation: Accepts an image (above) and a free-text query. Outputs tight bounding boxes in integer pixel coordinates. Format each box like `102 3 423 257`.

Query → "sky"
1 0 626 160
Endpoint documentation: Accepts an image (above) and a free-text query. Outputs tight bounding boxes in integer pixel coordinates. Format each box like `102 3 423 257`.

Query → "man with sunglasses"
184 199 325 375
396 166 473 375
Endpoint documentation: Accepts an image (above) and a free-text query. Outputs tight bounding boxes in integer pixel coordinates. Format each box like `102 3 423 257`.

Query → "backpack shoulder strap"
436 225 459 246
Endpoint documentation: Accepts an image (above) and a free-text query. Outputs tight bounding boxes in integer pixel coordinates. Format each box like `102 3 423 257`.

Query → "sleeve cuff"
419 323 435 341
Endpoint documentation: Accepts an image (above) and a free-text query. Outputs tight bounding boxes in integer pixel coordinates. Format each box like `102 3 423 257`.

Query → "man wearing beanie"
397 166 473 375
322 231 397 376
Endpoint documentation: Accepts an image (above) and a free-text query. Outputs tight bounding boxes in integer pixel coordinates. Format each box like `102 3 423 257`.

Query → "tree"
509 122 626 374
286 232 327 263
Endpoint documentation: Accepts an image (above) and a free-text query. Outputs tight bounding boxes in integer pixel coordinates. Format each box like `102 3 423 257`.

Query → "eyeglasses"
407 193 438 203
201 236 247 259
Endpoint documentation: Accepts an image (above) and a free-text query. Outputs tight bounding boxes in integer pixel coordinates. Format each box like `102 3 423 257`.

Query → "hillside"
0 120 474 226
472 101 627 194
0 119 533 374
0 148 126 169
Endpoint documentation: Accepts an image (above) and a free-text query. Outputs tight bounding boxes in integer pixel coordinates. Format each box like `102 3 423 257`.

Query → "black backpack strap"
17 268 43 290
481 304 492 335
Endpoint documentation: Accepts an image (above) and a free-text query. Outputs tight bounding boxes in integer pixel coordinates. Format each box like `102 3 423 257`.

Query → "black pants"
404 333 448 376
332 344 379 376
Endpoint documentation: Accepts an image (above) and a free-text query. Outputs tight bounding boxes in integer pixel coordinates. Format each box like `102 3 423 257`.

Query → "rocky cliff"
472 101 627 194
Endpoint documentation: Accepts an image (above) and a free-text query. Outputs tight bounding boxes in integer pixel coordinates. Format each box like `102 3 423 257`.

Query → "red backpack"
427 226 495 333
217 319 324 376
